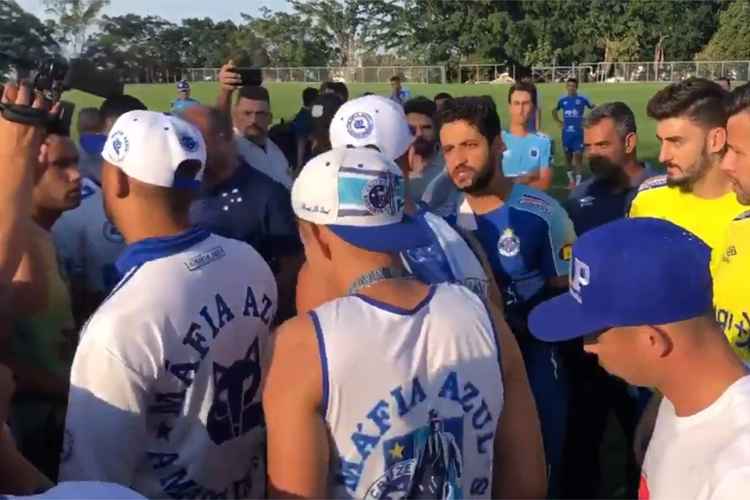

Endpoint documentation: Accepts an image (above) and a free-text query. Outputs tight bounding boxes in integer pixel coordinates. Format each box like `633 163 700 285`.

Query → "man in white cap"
310 95 547 497
59 111 278 498
264 147 503 498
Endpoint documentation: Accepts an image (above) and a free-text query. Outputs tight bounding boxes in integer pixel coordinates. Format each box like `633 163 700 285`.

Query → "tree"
43 0 109 56
0 0 60 75
698 0 750 60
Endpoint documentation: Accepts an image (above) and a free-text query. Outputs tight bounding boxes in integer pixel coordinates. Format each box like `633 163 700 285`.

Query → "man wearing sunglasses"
529 217 750 500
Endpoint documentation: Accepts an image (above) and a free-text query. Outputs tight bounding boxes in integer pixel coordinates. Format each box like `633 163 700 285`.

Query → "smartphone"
230 67 263 87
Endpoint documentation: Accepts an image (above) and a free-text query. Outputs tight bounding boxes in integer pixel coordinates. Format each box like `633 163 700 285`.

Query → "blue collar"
115 226 211 276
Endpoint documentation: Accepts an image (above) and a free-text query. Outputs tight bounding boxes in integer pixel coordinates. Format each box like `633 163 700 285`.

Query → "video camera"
1 52 124 133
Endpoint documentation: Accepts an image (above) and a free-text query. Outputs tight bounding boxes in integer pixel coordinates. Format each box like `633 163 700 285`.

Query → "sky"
16 0 291 24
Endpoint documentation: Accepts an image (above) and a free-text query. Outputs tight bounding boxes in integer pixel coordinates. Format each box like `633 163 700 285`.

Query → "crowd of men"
0 64 748 500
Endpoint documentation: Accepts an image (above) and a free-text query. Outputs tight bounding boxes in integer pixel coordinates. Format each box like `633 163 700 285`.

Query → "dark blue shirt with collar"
190 159 301 271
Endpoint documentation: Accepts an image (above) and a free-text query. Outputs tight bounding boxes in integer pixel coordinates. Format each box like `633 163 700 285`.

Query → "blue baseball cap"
292 147 433 252
529 217 713 342
177 80 190 92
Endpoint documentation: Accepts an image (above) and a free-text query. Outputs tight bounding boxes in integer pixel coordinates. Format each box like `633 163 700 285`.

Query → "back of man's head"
100 95 147 132
78 107 104 135
437 95 501 145
647 77 728 128
584 101 637 138
330 82 349 102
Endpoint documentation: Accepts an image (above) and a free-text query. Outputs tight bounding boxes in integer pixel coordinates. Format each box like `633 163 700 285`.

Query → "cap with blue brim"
529 217 713 342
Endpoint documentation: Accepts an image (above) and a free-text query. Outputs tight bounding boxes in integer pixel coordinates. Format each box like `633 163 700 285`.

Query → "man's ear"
647 325 674 359
624 132 638 155
707 126 727 155
115 168 130 199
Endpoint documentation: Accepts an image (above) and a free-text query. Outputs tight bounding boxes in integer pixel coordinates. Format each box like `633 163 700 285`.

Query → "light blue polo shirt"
501 130 552 177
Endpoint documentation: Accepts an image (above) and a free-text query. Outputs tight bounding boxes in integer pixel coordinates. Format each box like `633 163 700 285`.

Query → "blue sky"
17 0 290 23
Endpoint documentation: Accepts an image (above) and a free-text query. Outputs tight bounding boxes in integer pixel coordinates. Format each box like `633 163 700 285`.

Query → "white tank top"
311 283 503 499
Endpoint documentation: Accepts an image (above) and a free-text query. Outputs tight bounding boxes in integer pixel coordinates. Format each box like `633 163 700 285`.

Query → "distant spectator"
403 97 443 200
291 87 320 170
76 108 105 183
716 76 731 91
389 75 411 105
434 91 452 112
306 93 344 164
320 81 348 102
170 80 200 115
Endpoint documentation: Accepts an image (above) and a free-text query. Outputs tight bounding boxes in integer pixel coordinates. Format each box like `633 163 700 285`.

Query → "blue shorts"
562 130 584 153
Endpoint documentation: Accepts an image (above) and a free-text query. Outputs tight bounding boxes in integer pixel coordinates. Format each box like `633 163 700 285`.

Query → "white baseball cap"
102 110 206 189
292 147 432 252
329 95 414 160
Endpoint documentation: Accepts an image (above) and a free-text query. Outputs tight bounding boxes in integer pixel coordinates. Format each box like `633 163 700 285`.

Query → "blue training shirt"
555 95 593 134
501 130 552 177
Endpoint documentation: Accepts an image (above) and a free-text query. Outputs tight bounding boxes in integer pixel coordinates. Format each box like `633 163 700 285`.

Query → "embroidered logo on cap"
180 134 199 152
570 257 591 304
347 112 375 139
109 131 129 162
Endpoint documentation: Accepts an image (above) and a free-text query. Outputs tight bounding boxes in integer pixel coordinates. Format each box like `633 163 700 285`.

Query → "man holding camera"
217 61 292 189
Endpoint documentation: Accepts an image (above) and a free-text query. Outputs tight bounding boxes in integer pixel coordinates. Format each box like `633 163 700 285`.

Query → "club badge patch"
347 112 375 139
109 131 129 162
498 228 521 257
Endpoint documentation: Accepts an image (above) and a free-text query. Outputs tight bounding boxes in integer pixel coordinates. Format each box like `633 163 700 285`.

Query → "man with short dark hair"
567 101 660 235
629 78 744 251
320 81 348 102
76 107 105 183
434 92 452 112
530 217 750 500
291 87 320 170
185 105 301 323
170 80 200 115
60 111 277 498
389 75 411 105
553 78 594 188
403 97 443 200
503 82 553 190
438 96 577 497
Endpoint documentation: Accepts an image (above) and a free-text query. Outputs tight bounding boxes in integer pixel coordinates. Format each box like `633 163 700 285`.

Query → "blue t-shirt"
555 94 593 134
448 185 576 308
170 97 201 115
190 159 301 271
501 130 552 177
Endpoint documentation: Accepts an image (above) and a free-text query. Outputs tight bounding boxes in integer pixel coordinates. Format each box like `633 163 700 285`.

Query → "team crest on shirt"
498 228 521 257
529 147 539 159
206 337 264 445
109 131 129 162
347 112 375 139
364 410 464 499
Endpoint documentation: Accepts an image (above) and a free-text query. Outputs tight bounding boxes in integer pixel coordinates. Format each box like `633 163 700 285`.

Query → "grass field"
65 81 668 175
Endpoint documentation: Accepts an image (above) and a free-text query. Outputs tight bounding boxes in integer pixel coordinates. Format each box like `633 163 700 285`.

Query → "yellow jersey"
713 210 750 362
629 175 746 251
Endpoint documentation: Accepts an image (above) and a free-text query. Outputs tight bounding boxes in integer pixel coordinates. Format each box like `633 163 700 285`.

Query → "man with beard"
403 97 443 201
629 78 744 251
566 102 659 235
714 82 750 363
438 96 576 497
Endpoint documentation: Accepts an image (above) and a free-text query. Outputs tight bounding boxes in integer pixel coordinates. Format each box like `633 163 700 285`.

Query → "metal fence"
532 61 750 83
184 65 446 85
458 64 517 84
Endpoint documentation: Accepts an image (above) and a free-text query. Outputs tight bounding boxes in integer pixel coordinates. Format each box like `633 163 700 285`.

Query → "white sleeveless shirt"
311 283 503 498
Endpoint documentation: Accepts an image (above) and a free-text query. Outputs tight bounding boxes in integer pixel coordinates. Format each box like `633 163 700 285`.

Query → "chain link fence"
532 61 750 83
184 65 446 85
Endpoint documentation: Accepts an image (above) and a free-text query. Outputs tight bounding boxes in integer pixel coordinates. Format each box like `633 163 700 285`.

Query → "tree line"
2 0 750 83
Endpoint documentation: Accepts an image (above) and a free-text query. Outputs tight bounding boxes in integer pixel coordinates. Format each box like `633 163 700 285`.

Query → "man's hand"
407 146 429 177
0 83 56 163
218 60 242 92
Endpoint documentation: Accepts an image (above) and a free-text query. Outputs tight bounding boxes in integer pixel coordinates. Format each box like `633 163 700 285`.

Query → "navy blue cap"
177 80 190 91
529 217 713 342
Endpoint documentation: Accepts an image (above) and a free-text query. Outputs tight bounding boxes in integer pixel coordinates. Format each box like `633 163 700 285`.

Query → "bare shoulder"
266 313 321 400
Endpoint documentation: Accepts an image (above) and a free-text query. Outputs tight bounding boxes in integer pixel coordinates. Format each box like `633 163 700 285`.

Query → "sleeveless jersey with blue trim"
312 283 503 498
52 178 126 294
501 131 552 177
401 211 489 301
555 95 592 133
60 231 277 499
450 184 576 306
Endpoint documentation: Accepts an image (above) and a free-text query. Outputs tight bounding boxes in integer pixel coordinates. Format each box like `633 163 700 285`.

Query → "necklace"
348 267 416 295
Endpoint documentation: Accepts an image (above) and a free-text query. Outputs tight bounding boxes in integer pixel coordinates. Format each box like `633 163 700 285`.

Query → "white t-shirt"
59 228 278 499
234 133 292 189
641 375 750 500
52 178 126 294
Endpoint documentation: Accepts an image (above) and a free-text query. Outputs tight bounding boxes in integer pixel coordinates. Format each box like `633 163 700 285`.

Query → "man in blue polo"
553 78 593 188
503 81 553 191
170 80 200 115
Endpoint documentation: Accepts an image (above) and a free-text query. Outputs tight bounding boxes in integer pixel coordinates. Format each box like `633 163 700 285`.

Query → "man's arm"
59 337 148 484
551 100 563 127
264 314 329 498
216 61 241 115
528 136 554 191
458 229 547 498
